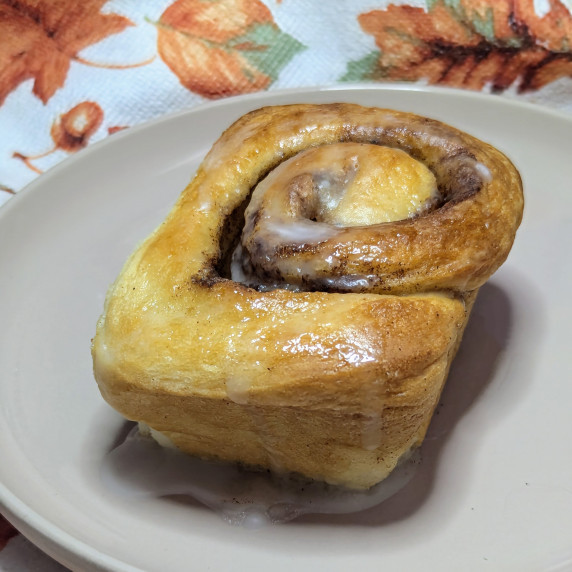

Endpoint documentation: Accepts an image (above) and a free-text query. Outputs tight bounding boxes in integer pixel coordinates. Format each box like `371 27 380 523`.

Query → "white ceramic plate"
1 85 571 572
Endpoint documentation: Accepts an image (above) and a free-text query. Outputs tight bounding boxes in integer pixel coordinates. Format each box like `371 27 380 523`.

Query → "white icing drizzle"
233 142 441 292
101 425 420 528
360 414 384 451
226 376 251 404
319 274 378 291
230 244 248 285
475 162 493 183
261 218 340 244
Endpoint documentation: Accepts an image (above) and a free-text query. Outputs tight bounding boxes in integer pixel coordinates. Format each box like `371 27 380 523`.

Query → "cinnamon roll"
92 104 523 490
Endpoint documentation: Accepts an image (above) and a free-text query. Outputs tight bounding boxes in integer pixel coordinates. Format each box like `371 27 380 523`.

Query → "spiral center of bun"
202 104 520 296
297 143 437 226
231 143 440 291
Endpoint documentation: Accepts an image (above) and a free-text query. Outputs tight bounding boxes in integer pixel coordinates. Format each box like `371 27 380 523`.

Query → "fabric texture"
1 0 571 568
1 0 572 207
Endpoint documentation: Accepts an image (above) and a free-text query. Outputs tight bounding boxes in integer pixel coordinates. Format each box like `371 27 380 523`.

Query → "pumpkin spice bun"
92 103 523 490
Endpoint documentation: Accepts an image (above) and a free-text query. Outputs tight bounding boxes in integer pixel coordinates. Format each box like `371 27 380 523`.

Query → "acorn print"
14 102 104 173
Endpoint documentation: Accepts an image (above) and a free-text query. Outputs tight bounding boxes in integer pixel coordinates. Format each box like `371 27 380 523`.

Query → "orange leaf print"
0 0 133 105
345 0 572 93
108 125 129 135
457 0 515 40
514 0 572 52
157 0 305 99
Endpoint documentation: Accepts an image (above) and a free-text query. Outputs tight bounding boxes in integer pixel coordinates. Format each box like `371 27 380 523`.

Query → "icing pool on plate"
101 425 420 529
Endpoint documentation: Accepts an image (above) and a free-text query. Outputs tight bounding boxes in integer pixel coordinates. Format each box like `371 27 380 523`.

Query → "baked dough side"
93 104 522 489
95 289 470 489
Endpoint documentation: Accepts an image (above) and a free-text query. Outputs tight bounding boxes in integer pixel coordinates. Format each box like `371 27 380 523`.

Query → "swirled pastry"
93 104 523 490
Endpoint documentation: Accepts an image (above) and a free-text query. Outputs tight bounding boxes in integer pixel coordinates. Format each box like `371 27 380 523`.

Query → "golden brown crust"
234 106 523 294
92 104 523 489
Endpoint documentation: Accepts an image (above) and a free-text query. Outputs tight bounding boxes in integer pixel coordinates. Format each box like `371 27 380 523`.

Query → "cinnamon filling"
232 142 439 292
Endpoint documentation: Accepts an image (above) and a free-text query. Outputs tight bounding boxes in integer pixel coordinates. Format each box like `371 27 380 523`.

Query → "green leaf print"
230 23 306 81
340 51 383 82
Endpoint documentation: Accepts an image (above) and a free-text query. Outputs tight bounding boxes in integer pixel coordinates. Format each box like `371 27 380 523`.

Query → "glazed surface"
93 103 523 488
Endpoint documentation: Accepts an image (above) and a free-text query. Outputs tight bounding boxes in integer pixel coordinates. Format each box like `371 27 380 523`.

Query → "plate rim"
1 81 571 222
1 83 571 571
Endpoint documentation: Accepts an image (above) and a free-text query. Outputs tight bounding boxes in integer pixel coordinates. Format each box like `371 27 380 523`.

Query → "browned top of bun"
92 104 523 487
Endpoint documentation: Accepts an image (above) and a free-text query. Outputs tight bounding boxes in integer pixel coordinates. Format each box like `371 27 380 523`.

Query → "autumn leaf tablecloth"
1 0 572 568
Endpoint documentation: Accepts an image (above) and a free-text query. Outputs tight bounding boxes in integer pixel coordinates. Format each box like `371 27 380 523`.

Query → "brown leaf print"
14 101 104 173
346 0 572 93
156 0 305 99
0 0 133 105
0 515 18 550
